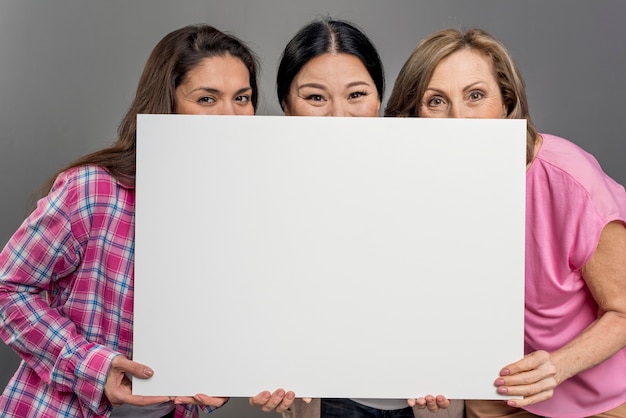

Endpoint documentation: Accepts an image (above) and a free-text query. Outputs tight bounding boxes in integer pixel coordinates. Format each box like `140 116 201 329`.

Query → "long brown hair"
385 27 538 163
43 24 259 192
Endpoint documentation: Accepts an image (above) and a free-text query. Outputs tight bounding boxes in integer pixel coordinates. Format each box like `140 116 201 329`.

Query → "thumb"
112 356 155 379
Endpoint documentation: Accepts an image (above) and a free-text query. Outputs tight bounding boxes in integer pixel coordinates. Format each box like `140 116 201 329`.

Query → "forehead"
296 52 370 79
430 48 496 81
184 54 249 82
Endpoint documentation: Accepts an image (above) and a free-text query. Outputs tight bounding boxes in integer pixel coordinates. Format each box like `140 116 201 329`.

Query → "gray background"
1 1 624 417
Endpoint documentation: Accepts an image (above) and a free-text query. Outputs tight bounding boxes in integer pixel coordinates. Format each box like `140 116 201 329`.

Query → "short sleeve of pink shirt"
524 134 626 417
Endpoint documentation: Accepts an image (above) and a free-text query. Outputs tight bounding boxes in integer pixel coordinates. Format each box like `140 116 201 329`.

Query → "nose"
448 105 466 119
329 102 348 117
218 101 237 116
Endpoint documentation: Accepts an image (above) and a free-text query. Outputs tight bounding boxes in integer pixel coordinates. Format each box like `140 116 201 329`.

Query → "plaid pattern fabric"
0 166 211 418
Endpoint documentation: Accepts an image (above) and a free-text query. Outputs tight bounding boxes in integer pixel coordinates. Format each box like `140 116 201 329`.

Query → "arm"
496 221 626 407
0 171 130 414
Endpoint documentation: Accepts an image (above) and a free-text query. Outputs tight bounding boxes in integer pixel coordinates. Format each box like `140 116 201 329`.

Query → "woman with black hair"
250 17 462 418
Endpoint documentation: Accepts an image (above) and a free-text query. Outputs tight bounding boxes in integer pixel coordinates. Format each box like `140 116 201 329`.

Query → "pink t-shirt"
524 134 626 417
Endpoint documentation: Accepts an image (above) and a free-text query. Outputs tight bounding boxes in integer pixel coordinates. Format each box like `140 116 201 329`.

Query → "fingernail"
497 386 508 394
144 368 154 377
286 392 295 400
262 393 270 401
494 378 505 386
500 368 510 376
507 399 517 407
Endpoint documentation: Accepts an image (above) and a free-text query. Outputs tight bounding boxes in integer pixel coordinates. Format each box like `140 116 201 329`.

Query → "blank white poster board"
134 115 526 400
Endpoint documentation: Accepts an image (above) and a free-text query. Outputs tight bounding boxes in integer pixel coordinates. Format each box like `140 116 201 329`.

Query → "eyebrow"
298 81 372 91
187 86 252 96
297 83 328 91
346 81 372 89
425 81 487 94
461 81 487 92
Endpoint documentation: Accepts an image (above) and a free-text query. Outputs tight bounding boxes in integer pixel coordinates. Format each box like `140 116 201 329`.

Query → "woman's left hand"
249 389 296 413
408 394 450 411
172 394 229 408
493 350 557 407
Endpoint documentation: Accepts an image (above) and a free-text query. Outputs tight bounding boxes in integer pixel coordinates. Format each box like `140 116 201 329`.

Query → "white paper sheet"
133 115 526 400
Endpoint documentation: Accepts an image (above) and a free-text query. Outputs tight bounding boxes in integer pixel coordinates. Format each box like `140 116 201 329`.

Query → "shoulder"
52 165 132 200
531 133 626 222
534 134 622 190
49 166 134 219
534 134 604 177
53 166 130 191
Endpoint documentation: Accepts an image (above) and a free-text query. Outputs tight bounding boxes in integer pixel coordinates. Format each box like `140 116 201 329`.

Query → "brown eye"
305 95 325 102
427 96 445 107
198 96 216 104
348 91 367 100
469 91 485 101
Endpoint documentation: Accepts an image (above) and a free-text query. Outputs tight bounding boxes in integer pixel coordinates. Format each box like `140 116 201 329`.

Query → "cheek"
488 104 506 119
239 106 255 116
356 98 381 117
286 100 324 116
474 101 506 119
174 101 194 115
371 100 381 116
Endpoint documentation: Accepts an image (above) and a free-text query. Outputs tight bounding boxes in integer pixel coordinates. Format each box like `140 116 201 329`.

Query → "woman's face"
175 54 254 115
418 48 506 119
284 53 380 117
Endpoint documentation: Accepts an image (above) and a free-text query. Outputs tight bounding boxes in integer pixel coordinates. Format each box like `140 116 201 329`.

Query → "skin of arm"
495 221 626 407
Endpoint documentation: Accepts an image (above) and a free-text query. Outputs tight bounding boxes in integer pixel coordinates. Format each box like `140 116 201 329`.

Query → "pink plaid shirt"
0 166 211 418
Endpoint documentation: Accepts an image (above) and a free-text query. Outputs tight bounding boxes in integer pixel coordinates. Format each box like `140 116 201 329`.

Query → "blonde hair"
385 27 538 163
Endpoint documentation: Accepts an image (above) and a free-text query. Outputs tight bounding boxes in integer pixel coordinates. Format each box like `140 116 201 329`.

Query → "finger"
173 396 198 405
496 353 557 395
499 350 551 377
496 376 556 399
424 395 439 412
120 394 171 407
274 391 295 413
504 389 554 408
408 397 426 408
496 368 557 392
249 391 271 407
436 395 450 408
302 397 312 404
111 356 155 380
191 394 229 407
251 389 286 412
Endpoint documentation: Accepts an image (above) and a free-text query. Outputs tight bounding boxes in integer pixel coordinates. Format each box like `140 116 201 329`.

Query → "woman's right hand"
104 355 170 407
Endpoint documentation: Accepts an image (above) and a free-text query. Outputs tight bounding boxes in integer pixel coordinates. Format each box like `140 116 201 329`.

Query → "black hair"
276 18 384 110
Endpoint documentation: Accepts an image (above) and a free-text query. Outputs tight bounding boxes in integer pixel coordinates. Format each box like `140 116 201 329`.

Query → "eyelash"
197 95 251 105
469 91 485 101
303 94 325 102
426 96 445 107
302 91 369 102
426 90 486 106
349 91 368 99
